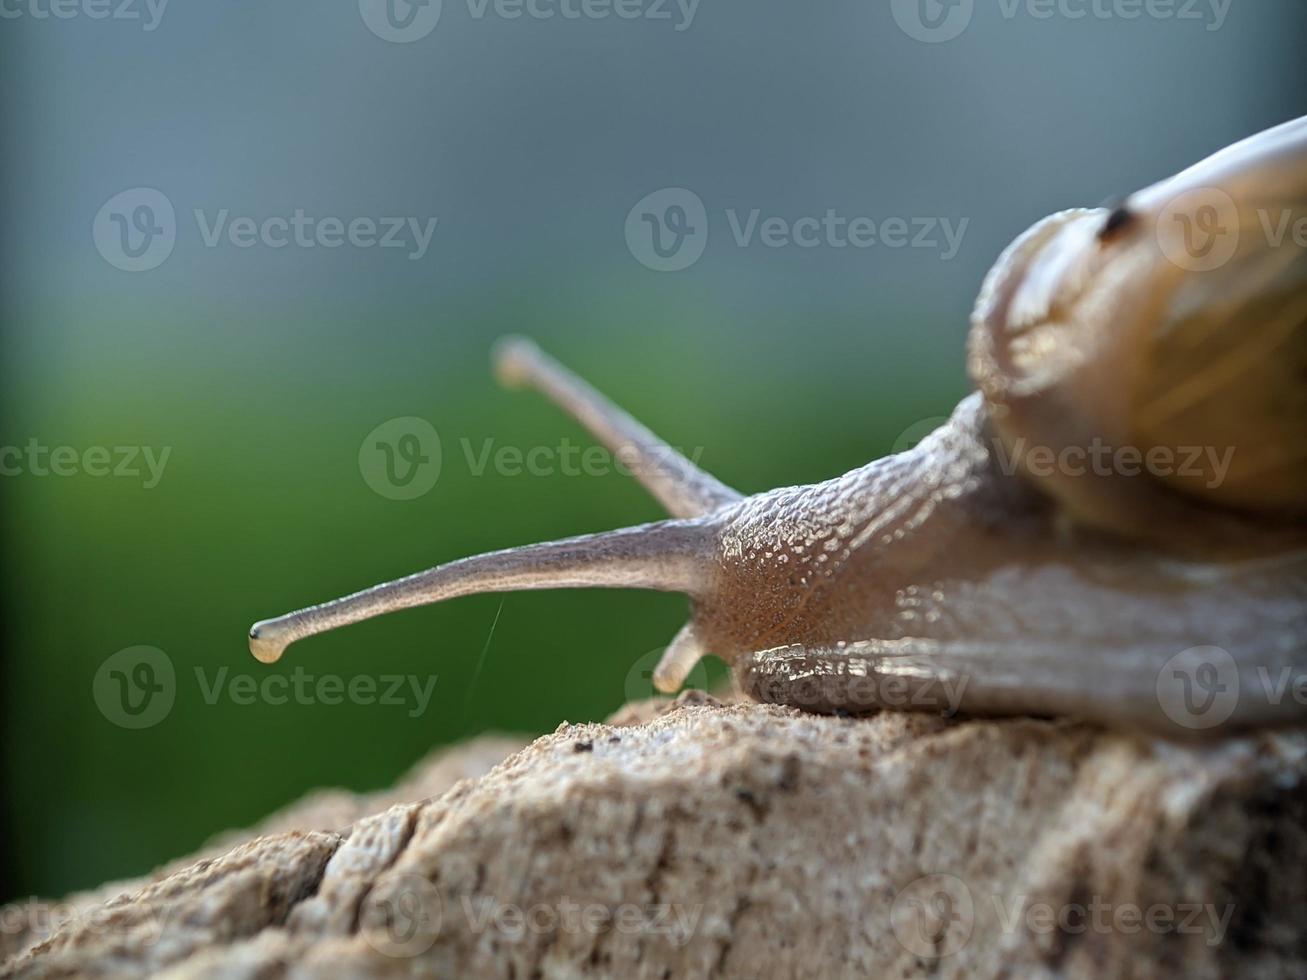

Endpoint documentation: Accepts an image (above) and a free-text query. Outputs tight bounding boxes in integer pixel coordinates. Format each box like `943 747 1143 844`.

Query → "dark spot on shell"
573 740 593 753
1098 202 1135 242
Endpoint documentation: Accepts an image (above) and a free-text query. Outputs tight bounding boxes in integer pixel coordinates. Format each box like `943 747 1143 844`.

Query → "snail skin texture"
250 116 1307 736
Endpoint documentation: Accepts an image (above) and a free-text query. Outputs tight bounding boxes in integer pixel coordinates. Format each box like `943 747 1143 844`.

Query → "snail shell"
971 116 1307 544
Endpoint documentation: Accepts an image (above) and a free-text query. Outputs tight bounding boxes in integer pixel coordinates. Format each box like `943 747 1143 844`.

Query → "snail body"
251 116 1307 735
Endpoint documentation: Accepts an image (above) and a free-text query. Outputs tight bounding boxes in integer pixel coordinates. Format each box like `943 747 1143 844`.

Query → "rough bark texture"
3 697 1305 979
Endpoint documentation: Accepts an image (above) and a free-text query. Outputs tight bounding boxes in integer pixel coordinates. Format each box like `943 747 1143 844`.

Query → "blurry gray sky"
3 0 1304 341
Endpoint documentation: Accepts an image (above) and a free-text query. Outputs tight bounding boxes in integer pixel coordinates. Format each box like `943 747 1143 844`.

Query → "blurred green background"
2 1 1304 902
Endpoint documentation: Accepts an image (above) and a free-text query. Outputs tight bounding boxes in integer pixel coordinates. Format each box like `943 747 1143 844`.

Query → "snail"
250 115 1307 735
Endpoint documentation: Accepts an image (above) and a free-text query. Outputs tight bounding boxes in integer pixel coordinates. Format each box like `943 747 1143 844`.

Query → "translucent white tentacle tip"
492 335 541 389
651 662 689 695
651 623 707 694
248 621 289 664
